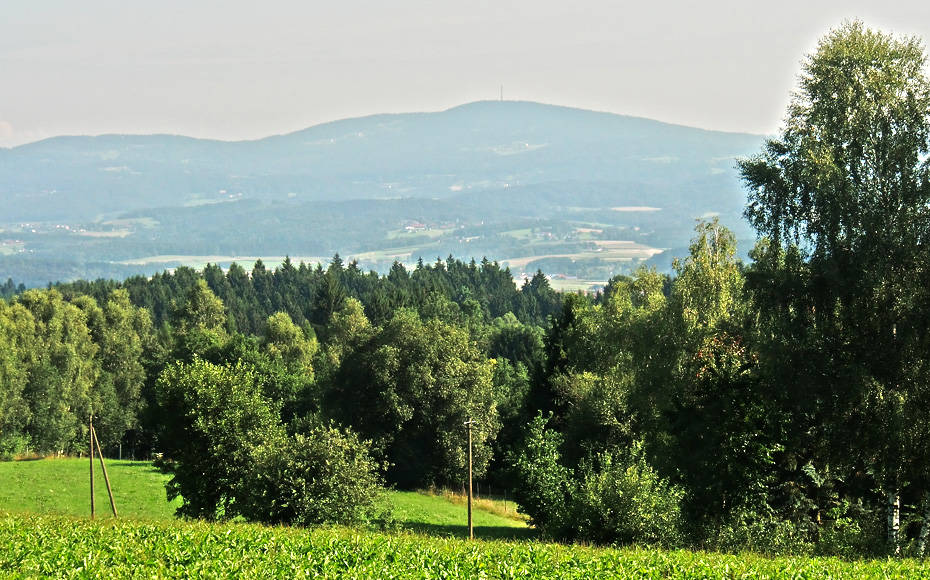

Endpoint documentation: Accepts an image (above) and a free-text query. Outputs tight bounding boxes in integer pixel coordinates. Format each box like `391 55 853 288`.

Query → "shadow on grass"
400 522 539 541
113 461 165 474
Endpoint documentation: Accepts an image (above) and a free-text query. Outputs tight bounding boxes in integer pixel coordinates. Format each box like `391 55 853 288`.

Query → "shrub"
704 513 813 556
570 444 684 547
155 358 280 521
242 424 388 527
156 358 386 527
512 415 683 546
510 413 573 538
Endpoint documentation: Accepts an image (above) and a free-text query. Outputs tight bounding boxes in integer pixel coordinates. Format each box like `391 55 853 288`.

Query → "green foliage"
242 424 387 527
15 289 98 454
670 218 743 331
512 414 683 546
510 414 573 537
169 279 229 360
0 300 31 454
75 289 153 449
5 513 928 578
570 444 683 547
155 358 281 520
738 20 930 551
331 309 499 489
261 311 317 378
155 356 386 528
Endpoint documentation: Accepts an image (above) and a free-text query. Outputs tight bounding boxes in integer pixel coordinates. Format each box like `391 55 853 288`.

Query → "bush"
509 413 573 538
156 358 280 521
695 501 886 558
512 415 683 546
570 444 684 547
156 358 386 527
0 433 30 461
815 501 885 560
242 424 388 527
703 513 813 556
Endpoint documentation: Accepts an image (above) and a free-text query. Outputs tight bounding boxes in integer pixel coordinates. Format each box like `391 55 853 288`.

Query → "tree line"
1 20 929 558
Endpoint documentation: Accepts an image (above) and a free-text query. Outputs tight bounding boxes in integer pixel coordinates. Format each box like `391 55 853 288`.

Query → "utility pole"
92 425 118 518
464 418 476 540
89 414 95 519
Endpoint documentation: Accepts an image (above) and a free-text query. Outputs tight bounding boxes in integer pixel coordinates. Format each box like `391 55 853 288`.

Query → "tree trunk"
887 486 901 556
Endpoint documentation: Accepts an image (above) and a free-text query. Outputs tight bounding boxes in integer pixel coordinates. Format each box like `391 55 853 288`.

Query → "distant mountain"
0 101 765 286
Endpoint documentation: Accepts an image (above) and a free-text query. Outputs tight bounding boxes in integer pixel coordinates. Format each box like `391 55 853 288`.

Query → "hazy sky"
2 1 928 147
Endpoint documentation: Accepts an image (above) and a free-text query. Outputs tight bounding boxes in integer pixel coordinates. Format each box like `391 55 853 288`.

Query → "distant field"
0 242 24 256
612 206 663 212
103 217 159 229
77 217 161 238
547 278 607 293
76 229 132 238
386 228 447 240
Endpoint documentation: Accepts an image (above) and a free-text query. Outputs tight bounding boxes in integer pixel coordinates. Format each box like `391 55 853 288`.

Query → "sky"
2 1 929 148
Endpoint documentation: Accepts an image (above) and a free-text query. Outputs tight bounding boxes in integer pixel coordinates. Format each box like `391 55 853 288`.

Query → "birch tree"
738 20 930 553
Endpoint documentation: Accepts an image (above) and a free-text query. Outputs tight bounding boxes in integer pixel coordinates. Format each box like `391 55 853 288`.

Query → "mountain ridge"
0 100 765 286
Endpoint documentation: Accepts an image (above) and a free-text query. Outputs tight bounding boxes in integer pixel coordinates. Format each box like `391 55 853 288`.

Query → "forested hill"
0 101 763 286
0 101 762 221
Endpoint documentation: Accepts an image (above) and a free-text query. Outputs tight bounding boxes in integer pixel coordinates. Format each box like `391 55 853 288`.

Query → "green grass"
0 458 528 539
2 513 927 579
0 457 180 520
389 491 533 540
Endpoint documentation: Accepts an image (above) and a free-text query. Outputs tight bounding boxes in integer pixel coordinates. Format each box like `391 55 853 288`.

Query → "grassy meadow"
2 458 928 578
0 457 180 520
0 458 528 538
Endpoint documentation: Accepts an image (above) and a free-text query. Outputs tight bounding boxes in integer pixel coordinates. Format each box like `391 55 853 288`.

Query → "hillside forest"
3 21 930 559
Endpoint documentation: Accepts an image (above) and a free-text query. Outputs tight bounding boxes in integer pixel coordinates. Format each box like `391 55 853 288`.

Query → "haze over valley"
0 101 762 287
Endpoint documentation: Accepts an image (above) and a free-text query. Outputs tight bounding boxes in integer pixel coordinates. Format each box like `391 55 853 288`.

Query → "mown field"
0 458 528 538
0 457 181 520
2 458 928 578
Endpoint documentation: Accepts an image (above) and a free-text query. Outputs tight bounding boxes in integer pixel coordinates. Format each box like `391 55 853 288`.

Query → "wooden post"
92 426 118 518
89 414 95 519
465 418 476 540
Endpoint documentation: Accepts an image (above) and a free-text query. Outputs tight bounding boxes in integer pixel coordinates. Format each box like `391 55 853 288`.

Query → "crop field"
2 513 928 579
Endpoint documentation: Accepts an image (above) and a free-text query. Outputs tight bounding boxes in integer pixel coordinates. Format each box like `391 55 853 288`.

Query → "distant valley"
0 101 764 288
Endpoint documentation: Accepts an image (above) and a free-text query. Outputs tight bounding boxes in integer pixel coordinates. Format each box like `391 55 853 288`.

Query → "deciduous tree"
738 20 930 552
